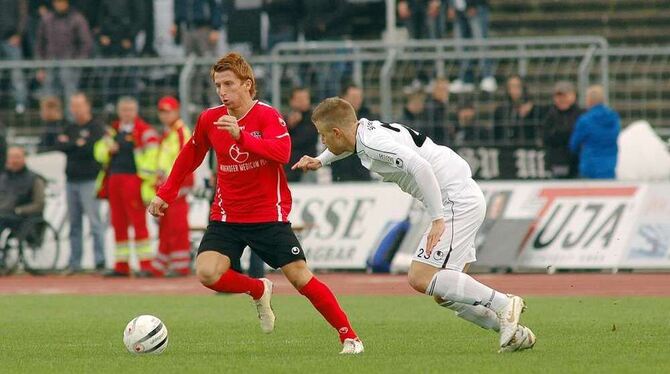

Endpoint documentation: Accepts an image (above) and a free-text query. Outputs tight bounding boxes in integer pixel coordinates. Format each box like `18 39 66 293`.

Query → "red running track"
1 273 670 297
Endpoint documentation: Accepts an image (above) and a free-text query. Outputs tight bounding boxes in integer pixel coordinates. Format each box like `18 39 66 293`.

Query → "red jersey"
157 101 293 223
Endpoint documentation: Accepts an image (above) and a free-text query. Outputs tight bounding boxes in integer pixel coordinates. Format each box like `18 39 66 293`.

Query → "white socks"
427 269 510 313
438 300 500 331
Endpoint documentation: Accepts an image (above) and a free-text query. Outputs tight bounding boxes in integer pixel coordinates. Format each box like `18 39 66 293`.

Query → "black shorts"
197 221 306 269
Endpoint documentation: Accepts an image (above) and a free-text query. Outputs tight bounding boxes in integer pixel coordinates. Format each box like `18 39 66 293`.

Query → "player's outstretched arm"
157 115 210 204
291 155 322 171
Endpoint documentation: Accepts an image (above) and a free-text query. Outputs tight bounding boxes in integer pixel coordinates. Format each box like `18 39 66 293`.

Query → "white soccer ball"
123 315 169 354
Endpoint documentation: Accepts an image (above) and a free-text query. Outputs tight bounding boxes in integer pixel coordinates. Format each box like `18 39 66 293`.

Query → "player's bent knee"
195 251 229 285
281 260 313 289
407 272 428 293
196 266 220 286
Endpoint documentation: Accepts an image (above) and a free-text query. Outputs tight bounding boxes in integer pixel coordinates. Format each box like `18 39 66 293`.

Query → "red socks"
300 276 357 343
205 270 264 300
114 262 130 275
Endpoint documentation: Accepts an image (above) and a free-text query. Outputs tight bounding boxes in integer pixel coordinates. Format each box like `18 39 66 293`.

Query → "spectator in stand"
262 0 301 50
284 87 318 183
37 95 65 152
55 93 106 274
0 147 46 235
172 0 223 57
331 84 372 182
0 0 29 114
569 85 620 179
493 75 542 145
449 0 496 94
341 83 372 119
35 0 93 103
302 0 352 99
260 0 302 95
25 1 50 60
96 0 146 110
398 1 447 89
543 81 584 178
0 122 6 169
94 97 159 277
173 0 224 106
139 0 158 57
424 78 450 145
454 102 490 146
403 90 429 130
397 0 448 40
70 0 98 32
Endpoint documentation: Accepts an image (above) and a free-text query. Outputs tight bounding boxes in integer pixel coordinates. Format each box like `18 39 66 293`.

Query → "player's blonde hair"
311 97 358 130
210 52 256 98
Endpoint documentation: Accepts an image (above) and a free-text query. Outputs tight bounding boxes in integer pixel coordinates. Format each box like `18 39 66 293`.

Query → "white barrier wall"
28 153 413 270
27 152 670 271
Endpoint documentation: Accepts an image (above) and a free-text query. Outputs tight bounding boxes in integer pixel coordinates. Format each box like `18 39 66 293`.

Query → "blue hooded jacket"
569 104 620 178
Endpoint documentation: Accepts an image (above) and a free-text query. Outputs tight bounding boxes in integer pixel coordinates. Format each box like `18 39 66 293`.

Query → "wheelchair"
0 216 61 276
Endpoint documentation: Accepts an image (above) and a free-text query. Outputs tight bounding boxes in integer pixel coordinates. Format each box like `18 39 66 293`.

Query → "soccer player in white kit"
292 97 536 352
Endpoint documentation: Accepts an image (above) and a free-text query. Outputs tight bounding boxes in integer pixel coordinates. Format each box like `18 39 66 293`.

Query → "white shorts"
412 178 486 271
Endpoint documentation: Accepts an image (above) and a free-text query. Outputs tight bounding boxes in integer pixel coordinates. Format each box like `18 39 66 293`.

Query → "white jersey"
317 118 473 220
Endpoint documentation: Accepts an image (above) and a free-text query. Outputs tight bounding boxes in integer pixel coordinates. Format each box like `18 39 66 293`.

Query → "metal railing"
4 36 670 146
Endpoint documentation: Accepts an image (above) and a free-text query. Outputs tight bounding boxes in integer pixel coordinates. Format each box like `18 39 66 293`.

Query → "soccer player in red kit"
147 52 363 354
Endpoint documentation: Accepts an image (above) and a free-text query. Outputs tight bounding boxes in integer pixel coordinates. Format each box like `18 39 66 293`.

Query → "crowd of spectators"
1 0 623 183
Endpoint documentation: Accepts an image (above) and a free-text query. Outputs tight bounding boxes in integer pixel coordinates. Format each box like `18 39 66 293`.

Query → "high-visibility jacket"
157 119 193 194
94 117 159 204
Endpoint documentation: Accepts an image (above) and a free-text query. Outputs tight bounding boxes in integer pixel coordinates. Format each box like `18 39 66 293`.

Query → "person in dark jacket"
569 85 620 179
543 81 584 178
397 0 447 39
0 122 6 170
0 147 46 235
35 0 93 101
0 0 29 114
302 0 352 99
493 75 543 146
284 87 318 183
55 93 106 274
37 95 65 152
96 0 146 109
172 0 223 57
262 0 300 50
173 0 224 106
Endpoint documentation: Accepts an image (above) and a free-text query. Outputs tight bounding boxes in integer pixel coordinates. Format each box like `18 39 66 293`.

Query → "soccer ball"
123 315 169 354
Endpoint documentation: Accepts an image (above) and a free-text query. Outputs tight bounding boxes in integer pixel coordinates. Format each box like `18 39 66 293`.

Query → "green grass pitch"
1 295 668 373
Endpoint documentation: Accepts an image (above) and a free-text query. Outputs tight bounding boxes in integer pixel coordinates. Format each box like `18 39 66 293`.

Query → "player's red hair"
210 52 256 98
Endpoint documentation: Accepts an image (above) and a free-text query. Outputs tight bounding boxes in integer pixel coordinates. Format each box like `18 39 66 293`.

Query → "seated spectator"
37 95 65 152
35 0 93 102
454 102 491 146
0 146 46 235
284 87 318 183
340 83 372 119
0 0 29 114
0 121 6 169
424 78 450 145
331 84 372 182
402 90 429 130
493 75 543 145
543 81 584 178
569 85 620 179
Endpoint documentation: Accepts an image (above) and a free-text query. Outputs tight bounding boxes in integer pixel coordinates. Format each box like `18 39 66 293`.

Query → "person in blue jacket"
569 85 620 179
